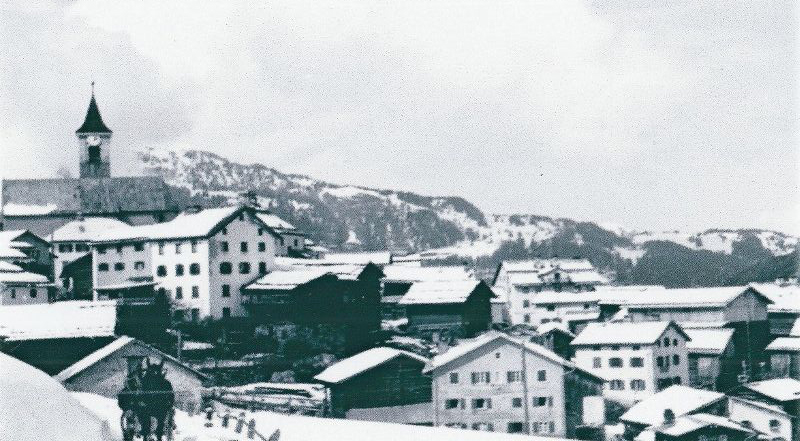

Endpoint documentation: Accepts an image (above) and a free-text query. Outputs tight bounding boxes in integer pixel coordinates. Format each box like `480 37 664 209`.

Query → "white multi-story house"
92 206 280 320
425 332 603 438
491 258 608 326
570 321 690 405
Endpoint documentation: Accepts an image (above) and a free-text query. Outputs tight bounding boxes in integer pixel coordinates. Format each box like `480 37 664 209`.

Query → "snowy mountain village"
1 92 799 441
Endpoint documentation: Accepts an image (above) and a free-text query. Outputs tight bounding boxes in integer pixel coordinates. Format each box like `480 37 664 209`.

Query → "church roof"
75 94 112 134
2 177 179 218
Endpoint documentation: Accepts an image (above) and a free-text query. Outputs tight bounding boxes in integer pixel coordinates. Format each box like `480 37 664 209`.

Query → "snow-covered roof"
255 212 298 232
382 265 473 283
623 286 771 309
684 328 734 355
0 352 117 441
620 385 726 426
536 321 575 337
94 206 242 242
743 378 800 402
652 413 752 437
751 282 800 313
55 335 208 383
94 280 158 291
50 217 130 243
0 269 49 284
273 257 379 280
244 268 331 291
766 337 800 352
571 321 686 346
314 347 428 384
0 261 22 272
424 332 602 383
0 300 116 341
398 280 489 305
0 229 28 243
321 251 393 265
0 244 27 259
530 291 604 305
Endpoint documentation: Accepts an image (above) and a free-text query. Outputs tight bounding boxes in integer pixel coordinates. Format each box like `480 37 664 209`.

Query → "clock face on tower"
86 135 102 147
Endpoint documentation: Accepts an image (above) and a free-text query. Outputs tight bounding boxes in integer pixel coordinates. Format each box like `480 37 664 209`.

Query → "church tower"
76 83 113 179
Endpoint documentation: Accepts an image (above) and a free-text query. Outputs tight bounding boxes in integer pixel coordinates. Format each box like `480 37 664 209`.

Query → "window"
258 228 264 236
97 245 107 254
471 398 491 409
294 239 299 247
191 241 197 253
258 242 266 252
583 303 591 309
222 307 231 318
663 337 670 347
672 339 678 346
240 242 248 253
609 380 625 390
769 419 781 432
507 423 525 434
471 423 493 431
175 243 182 254
533 397 549 407
116 245 124 253
258 262 267 274
98 263 109 272
611 346 620 351
522 300 530 308
471 371 491 384
191 308 200 321
279 237 284 246
222 284 231 298
192 286 199 298
76 244 89 252
239 262 251 274
10 289 16 299
220 241 229 252
222 227 228 235
449 372 458 384
58 244 68 252
630 380 646 391
593 357 602 368
672 376 681 385
30 289 37 298
175 287 183 299
630 357 644 367
158 242 164 255
537 370 546 381
632 345 640 350
190 263 201 275
507 371 522 383
523 314 530 323
219 262 232 275
444 399 460 409
134 243 144 252
593 346 601 351
134 261 145 270
609 357 623 368
157 265 167 277
114 262 125 271
656 356 664 367
672 354 680 365
546 305 556 311
512 398 522 408
175 264 185 276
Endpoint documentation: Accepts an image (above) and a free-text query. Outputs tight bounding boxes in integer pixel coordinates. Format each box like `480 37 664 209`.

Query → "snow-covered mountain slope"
139 148 797 287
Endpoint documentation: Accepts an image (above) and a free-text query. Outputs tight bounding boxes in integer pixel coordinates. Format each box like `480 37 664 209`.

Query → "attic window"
495 352 501 359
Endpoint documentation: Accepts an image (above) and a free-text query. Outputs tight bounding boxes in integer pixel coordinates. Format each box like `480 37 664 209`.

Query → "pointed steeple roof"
76 84 112 134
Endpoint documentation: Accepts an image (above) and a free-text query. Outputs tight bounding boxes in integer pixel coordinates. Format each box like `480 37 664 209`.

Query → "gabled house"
570 321 691 405
0 261 52 305
0 229 53 278
398 280 495 337
733 378 800 441
50 217 129 281
619 385 727 439
766 337 800 380
749 282 800 337
91 205 281 319
728 396 795 441
254 210 308 257
380 265 474 320
638 413 755 441
424 332 603 437
314 347 431 420
491 258 608 326
683 327 736 390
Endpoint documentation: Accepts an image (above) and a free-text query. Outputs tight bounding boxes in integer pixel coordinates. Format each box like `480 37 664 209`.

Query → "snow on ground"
322 186 384 199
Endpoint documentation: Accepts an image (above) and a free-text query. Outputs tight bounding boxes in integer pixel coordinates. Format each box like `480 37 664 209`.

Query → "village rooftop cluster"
1 91 799 441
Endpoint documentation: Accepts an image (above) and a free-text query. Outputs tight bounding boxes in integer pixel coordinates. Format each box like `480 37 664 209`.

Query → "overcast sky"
1 1 797 234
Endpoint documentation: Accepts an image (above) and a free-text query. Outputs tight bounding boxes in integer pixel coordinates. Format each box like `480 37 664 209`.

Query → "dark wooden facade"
405 283 494 337
323 355 431 417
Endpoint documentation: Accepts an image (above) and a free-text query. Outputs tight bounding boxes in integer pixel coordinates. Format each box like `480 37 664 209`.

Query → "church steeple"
76 82 112 134
77 83 113 178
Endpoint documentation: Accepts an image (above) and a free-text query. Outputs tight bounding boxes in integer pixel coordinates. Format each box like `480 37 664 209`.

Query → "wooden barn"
398 280 495 337
314 347 431 420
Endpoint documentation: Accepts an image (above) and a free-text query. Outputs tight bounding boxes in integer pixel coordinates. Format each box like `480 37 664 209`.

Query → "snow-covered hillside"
139 148 797 287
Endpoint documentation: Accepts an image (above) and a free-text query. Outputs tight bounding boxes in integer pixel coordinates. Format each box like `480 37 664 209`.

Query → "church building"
1 86 180 237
